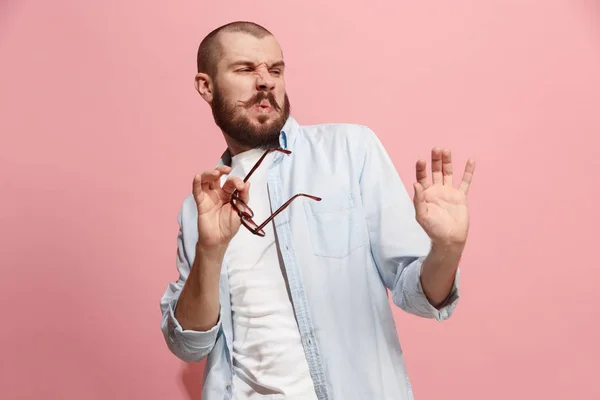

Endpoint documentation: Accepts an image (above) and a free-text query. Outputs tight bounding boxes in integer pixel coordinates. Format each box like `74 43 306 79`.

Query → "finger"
192 174 203 203
222 176 246 198
431 147 443 184
415 159 431 189
442 148 453 187
200 170 219 190
200 168 227 190
213 165 232 189
413 182 426 218
216 165 232 175
459 159 476 194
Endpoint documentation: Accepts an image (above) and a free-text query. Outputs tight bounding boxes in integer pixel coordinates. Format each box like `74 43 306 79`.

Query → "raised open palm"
192 165 250 250
413 148 475 247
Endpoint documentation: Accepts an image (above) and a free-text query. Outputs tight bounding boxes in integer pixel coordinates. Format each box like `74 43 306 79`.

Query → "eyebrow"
228 60 286 69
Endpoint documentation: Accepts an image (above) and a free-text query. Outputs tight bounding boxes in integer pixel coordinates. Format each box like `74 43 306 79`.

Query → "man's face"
207 32 290 150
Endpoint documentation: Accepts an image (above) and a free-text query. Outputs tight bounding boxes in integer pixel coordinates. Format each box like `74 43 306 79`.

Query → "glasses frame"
230 148 321 237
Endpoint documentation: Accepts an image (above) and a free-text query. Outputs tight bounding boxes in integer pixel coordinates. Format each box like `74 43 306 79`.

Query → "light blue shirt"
160 116 460 400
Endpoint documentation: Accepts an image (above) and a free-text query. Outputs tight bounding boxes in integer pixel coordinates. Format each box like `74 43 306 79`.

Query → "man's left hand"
413 148 475 250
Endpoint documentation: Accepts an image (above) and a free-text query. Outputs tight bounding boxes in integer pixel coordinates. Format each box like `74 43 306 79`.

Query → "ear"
195 72 213 103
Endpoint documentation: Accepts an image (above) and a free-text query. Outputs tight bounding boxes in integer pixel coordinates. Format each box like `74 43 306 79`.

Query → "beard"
211 85 291 150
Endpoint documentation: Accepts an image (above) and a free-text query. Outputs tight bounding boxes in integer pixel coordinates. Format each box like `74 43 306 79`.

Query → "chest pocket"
303 190 366 259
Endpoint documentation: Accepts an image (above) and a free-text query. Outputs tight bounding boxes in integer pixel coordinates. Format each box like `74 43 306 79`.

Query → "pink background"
1 1 599 399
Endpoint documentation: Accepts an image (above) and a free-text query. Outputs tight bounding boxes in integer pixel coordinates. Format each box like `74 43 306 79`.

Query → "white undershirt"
225 148 318 400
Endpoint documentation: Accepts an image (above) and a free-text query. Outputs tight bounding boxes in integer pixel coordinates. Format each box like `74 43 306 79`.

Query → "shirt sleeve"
159 206 221 362
358 126 460 321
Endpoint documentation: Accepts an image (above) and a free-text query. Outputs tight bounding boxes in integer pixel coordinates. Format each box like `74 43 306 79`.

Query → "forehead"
217 32 283 66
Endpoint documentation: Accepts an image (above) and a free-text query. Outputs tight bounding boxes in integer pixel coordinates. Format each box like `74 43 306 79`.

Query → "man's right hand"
192 165 250 253
174 165 249 332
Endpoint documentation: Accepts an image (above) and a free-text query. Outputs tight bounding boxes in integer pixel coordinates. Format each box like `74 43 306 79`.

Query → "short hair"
197 21 273 76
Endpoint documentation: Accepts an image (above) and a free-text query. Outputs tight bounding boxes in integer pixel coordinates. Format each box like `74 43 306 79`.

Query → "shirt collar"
279 115 300 150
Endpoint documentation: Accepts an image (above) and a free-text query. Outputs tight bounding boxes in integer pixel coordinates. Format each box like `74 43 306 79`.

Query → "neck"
223 134 251 157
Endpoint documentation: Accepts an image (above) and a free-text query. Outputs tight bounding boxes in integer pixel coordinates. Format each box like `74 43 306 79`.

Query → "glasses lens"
242 216 259 230
231 196 254 218
241 216 265 237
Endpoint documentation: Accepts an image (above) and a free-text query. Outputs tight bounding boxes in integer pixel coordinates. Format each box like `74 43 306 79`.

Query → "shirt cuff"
396 256 460 321
416 257 460 321
166 298 221 353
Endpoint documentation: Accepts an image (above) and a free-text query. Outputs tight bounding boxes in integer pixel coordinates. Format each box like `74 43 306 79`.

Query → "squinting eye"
271 70 282 76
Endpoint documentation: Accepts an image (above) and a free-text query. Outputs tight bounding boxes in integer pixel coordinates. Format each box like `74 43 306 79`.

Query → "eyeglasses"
230 148 321 237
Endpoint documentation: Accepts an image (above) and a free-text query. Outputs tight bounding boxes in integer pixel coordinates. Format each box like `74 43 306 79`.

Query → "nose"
255 65 275 92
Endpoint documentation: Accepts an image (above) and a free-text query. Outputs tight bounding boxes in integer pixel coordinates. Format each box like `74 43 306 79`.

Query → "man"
160 21 475 400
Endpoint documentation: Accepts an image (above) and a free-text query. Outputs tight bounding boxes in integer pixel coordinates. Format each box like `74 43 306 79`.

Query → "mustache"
240 91 282 112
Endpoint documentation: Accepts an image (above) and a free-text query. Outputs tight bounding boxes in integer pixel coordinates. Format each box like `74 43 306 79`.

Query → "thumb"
413 182 426 217
192 174 203 204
